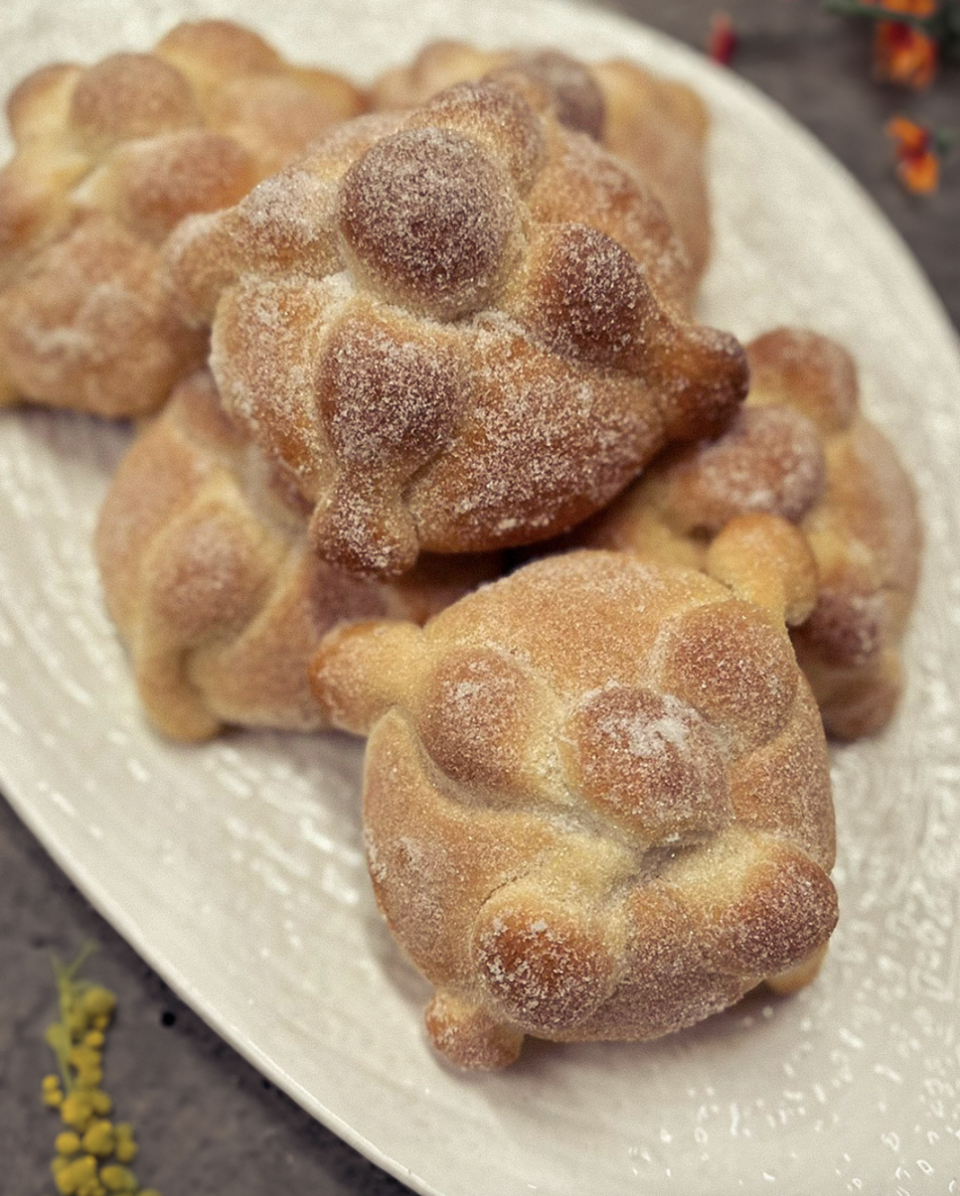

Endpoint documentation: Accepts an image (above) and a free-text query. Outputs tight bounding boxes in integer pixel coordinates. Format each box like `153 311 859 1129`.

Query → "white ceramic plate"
2 2 959 1193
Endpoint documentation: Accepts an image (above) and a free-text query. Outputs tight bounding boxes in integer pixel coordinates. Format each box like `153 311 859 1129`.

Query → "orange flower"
865 0 936 14
708 12 738 65
874 19 939 86
886 116 940 191
861 0 940 86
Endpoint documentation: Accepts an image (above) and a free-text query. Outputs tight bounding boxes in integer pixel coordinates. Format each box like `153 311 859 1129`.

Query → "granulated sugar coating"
94 368 499 741
309 548 838 1069
658 405 828 532
575 327 923 741
340 125 521 319
369 41 713 296
167 76 749 578
0 18 365 416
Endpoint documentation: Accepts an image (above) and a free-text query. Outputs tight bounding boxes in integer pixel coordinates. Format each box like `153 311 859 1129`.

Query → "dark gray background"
3 2 958 1193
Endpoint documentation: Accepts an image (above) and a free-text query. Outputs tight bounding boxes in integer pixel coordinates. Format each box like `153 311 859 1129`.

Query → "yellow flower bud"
55 1131 82 1156
111 1122 137 1163
53 1166 75 1194
81 1119 115 1157
75 1064 104 1090
81 987 117 1019
69 1042 99 1062
60 1093 94 1131
68 1045 100 1069
46 960 160 1196
53 1153 97 1195
114 1140 137 1164
99 1163 138 1192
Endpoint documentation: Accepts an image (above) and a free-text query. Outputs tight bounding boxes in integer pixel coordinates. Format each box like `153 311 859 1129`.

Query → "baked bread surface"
370 40 712 304
0 19 365 416
95 369 499 740
167 78 748 578
575 328 922 739
310 549 838 1068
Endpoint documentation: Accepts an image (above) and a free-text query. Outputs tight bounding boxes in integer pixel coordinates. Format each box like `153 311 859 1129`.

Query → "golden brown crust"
592 58 710 290
369 41 711 306
167 79 747 578
68 53 200 151
94 370 499 741
0 20 365 417
705 514 820 627
573 328 922 739
309 550 838 1068
0 215 208 417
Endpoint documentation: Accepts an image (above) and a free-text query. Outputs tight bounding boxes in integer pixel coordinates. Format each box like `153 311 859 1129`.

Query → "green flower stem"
933 127 960 154
823 0 960 59
48 943 99 1093
823 0 934 32
43 946 161 1195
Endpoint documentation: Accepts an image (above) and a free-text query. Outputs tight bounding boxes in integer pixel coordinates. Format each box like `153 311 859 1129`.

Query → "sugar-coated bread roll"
309 548 838 1069
95 369 499 741
574 328 922 739
0 20 365 417
370 40 711 304
166 79 747 579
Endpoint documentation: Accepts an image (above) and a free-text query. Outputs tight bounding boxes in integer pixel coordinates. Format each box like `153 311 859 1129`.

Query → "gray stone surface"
0 795 410 1195
608 0 960 331
2 2 957 1193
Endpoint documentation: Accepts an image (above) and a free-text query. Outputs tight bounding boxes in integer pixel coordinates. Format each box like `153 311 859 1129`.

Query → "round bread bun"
309 548 838 1069
574 328 922 739
95 368 499 740
166 78 747 578
0 19 365 416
